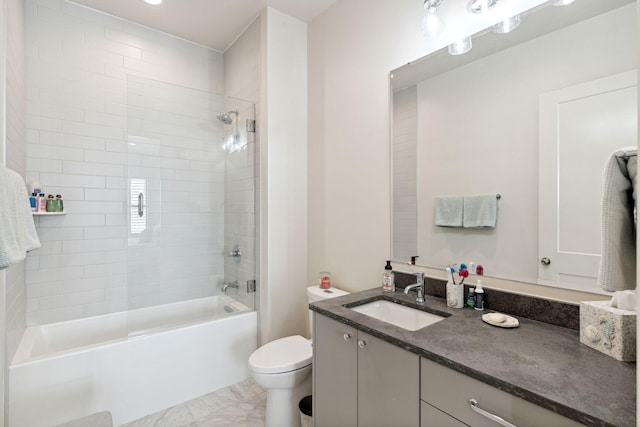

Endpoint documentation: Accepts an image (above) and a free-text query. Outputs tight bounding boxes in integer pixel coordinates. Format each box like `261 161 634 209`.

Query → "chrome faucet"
222 280 239 293
404 272 425 303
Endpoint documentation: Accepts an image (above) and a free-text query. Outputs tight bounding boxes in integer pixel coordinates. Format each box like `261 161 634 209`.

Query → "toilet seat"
249 335 312 374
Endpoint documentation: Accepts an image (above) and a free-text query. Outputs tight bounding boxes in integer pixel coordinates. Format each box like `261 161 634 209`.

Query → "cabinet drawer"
421 358 584 427
421 401 468 427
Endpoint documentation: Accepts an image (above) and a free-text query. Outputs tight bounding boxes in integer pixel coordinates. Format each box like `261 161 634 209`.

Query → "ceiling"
68 0 338 52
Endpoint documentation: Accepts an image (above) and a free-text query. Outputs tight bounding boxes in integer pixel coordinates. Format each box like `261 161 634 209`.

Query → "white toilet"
249 285 349 427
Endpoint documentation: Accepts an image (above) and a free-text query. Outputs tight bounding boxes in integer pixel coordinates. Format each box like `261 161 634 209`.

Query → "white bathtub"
9 295 257 427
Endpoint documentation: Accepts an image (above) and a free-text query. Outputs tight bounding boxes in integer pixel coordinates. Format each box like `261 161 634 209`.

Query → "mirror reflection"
391 0 637 294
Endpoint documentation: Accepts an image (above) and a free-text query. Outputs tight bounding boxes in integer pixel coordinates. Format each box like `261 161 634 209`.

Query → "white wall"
307 0 631 301
260 8 308 343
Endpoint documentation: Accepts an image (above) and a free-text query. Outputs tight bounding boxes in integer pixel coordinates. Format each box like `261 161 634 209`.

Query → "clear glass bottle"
382 260 395 292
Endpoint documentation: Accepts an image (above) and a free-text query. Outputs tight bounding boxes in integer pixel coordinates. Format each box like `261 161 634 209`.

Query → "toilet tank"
307 286 349 337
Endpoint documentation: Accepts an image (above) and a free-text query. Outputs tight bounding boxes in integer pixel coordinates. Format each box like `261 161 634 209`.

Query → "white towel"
463 194 497 228
0 165 41 269
435 196 463 227
598 147 636 292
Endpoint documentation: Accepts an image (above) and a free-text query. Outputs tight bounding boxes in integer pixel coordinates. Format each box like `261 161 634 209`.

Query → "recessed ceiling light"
143 0 163 5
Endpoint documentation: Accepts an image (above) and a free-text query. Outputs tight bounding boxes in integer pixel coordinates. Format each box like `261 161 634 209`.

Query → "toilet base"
264 373 312 427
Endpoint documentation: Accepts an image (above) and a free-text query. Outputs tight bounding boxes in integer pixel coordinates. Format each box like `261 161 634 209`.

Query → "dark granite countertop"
310 287 636 427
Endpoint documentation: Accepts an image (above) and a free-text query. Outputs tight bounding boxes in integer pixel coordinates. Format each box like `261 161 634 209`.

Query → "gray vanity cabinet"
313 313 419 427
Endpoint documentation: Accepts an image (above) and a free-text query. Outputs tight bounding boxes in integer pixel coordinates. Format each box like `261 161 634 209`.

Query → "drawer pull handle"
358 339 367 349
469 398 517 427
343 333 352 341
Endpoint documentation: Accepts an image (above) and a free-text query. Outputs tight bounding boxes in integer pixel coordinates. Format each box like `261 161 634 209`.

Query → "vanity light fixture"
448 37 472 55
493 14 521 34
553 0 576 5
422 0 445 37
143 0 163 5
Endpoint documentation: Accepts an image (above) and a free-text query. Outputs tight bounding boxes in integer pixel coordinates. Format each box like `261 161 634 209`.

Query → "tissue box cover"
579 301 636 361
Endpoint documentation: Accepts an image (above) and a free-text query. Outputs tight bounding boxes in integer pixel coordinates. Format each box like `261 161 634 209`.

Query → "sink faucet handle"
416 272 424 282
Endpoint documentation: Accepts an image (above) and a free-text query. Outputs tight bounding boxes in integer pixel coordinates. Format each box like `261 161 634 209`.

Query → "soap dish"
482 312 519 328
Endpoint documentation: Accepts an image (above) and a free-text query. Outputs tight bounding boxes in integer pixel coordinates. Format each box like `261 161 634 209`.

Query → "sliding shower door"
126 76 257 334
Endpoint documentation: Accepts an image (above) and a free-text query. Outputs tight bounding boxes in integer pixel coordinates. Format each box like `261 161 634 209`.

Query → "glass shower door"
126 76 257 335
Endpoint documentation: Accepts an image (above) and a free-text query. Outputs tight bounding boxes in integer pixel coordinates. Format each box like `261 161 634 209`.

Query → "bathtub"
9 295 257 427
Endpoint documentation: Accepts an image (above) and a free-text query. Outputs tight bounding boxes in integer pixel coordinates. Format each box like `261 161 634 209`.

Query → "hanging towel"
463 194 497 228
435 196 463 227
0 165 41 269
598 147 636 292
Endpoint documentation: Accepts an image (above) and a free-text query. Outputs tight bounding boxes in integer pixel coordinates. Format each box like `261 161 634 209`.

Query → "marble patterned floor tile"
120 379 266 427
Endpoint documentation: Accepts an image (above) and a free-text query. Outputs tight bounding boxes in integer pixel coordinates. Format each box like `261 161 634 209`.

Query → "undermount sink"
349 300 445 331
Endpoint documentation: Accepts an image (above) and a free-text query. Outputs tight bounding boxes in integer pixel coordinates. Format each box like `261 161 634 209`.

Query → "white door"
538 71 637 293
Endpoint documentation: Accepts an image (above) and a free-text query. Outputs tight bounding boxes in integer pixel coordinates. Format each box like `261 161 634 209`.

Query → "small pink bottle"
37 194 47 212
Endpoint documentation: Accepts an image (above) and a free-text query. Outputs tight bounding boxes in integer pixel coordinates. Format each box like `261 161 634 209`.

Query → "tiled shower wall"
6 0 28 363
392 86 417 262
25 0 226 325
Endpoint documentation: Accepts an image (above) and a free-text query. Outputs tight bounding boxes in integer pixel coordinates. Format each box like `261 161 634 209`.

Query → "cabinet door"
313 314 358 427
421 401 468 427
358 331 419 427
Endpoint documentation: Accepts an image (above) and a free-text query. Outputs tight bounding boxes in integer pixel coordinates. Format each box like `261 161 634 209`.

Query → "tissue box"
579 301 636 361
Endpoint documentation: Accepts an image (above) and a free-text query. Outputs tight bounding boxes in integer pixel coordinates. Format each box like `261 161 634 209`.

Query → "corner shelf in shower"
32 211 66 216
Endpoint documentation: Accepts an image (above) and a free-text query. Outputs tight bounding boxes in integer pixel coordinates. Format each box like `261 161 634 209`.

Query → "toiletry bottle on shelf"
382 260 395 292
474 280 485 311
46 194 55 212
29 193 37 212
37 194 46 212
466 288 475 309
55 194 64 212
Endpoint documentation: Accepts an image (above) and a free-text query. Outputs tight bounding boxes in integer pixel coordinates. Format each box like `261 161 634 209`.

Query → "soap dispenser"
382 260 395 292
474 279 485 311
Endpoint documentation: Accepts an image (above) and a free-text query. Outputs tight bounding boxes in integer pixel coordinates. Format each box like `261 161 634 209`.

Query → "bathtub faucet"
222 280 239 294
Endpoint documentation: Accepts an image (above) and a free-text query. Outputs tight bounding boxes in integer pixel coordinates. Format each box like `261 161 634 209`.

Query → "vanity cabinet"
420 358 584 427
313 313 419 427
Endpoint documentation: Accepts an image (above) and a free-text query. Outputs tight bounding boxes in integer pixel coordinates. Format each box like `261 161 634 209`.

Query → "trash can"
299 395 313 427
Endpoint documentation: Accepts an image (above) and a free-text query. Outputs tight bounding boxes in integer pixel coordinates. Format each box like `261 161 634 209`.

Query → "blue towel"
435 196 463 227
463 194 497 228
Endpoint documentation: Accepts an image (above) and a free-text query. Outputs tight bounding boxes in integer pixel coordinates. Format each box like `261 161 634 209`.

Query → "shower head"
217 110 238 125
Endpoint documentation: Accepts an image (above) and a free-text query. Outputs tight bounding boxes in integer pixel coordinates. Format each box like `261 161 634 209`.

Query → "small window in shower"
129 178 147 236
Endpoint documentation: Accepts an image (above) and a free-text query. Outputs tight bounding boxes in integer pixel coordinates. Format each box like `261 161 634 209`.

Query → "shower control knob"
343 333 352 341
540 257 551 266
358 339 367 349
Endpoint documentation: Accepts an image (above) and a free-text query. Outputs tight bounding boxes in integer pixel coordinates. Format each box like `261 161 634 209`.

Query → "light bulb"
493 15 521 34
143 0 163 5
448 37 472 55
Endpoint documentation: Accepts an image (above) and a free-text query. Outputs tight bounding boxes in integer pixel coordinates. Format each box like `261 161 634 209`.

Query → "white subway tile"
64 161 125 177
38 289 105 310
84 149 127 165
84 225 126 239
64 200 124 214
39 131 106 151
106 177 127 189
39 252 107 269
37 214 105 227
62 120 125 140
28 144 83 161
27 265 84 284
39 172 105 188
27 305 84 326
36 226 84 242
63 238 125 254
27 157 62 174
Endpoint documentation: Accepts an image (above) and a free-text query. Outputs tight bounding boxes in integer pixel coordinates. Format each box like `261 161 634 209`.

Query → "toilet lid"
249 335 312 374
